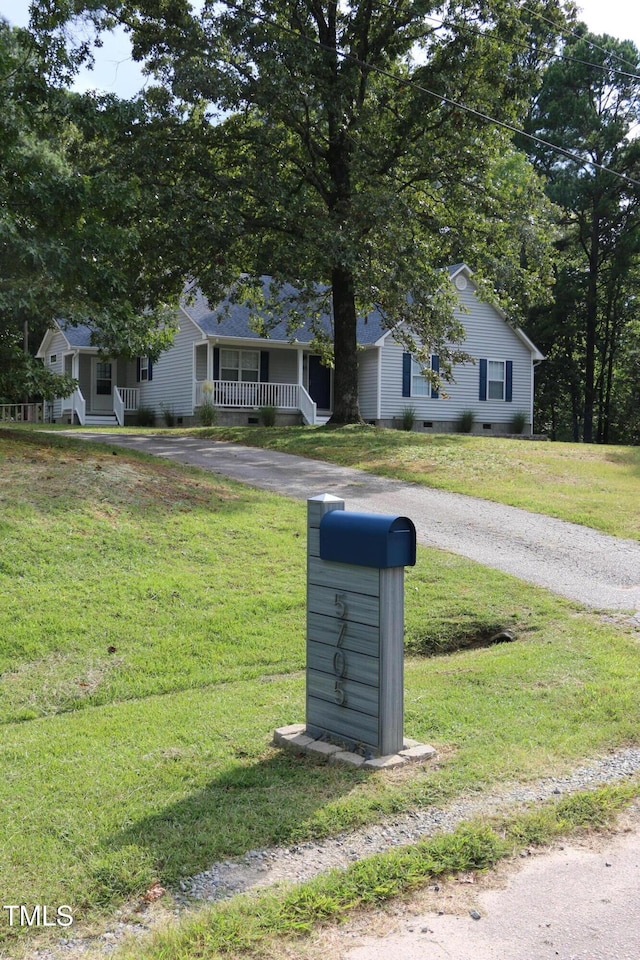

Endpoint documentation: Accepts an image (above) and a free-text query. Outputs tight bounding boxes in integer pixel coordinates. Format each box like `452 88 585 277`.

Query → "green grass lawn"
1 429 639 954
189 424 640 539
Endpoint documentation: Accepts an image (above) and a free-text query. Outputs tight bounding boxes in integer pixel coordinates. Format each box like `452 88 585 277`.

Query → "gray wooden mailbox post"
306 494 416 758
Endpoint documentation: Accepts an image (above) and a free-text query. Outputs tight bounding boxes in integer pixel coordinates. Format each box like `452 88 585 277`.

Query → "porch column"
297 347 304 386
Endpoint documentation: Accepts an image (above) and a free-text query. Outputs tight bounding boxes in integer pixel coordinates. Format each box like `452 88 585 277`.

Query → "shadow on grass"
86 751 368 906
605 448 640 475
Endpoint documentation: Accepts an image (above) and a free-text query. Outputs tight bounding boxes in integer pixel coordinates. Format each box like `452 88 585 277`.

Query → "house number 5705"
334 596 348 704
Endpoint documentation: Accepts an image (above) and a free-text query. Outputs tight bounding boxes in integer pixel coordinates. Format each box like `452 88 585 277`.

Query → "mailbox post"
306 494 416 758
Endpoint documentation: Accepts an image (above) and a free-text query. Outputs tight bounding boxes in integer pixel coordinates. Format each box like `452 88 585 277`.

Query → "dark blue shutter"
431 355 439 399
260 351 269 383
505 360 513 402
148 358 153 382
136 358 141 382
213 347 220 380
479 358 487 401
402 353 412 397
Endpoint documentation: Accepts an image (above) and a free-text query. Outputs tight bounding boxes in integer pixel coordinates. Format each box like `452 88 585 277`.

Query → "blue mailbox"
319 511 416 569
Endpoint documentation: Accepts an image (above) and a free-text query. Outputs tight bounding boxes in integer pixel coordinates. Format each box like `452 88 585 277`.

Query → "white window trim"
488 359 505 401
139 357 150 382
410 356 434 397
220 348 260 382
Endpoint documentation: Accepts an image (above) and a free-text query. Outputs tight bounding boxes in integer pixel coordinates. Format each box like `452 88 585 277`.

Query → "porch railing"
117 387 140 411
298 385 317 426
71 388 86 426
195 380 301 411
114 386 139 426
0 403 45 423
194 380 317 424
114 388 124 426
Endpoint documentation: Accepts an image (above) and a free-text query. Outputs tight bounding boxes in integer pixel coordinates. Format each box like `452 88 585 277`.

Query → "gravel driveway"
74 433 640 620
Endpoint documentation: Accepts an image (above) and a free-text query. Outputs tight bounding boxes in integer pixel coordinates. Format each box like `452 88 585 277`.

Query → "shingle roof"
182 278 388 346
58 322 95 348
54 267 477 351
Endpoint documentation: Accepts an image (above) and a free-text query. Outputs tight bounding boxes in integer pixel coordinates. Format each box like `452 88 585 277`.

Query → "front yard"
1 429 639 955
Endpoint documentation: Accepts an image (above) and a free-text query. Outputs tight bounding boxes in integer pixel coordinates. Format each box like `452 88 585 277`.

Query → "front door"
92 358 115 412
308 355 331 410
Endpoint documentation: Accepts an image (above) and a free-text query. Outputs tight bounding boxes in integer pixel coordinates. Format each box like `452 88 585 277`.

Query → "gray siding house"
37 265 544 433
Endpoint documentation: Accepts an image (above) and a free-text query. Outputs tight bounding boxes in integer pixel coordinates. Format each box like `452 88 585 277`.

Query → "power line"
224 3 640 189
335 0 640 84
418 11 640 85
520 2 640 75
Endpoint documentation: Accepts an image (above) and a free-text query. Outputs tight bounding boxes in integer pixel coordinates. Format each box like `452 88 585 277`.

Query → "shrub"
400 406 416 431
198 399 218 426
259 405 277 427
510 410 527 434
136 405 156 427
161 404 176 427
456 410 475 433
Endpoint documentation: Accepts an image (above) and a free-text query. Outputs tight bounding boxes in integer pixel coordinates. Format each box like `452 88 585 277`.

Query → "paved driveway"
74 433 640 620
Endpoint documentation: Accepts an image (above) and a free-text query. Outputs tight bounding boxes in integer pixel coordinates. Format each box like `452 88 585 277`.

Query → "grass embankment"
0 429 639 954
192 425 640 539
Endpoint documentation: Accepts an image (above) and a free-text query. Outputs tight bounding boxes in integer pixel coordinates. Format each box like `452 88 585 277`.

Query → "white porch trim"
194 379 317 424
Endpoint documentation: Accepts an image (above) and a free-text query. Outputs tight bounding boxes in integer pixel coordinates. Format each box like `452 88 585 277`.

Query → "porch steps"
82 414 119 427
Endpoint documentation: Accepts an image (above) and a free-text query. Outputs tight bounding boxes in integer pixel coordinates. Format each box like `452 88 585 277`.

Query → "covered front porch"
193 343 332 426
60 354 140 426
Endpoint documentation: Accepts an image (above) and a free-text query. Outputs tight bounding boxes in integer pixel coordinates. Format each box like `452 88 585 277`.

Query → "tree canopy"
525 29 640 442
0 19 181 401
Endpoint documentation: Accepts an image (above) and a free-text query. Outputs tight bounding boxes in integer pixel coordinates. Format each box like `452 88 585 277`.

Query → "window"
479 359 512 402
402 353 439 399
411 358 431 396
49 354 57 365
95 362 112 395
137 357 153 383
488 360 505 400
220 349 259 382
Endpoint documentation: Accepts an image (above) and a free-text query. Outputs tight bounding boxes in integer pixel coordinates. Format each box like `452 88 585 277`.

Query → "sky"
0 0 639 99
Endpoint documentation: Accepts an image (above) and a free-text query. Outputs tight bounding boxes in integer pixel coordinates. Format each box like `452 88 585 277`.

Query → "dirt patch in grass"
0 432 239 515
406 625 517 657
0 652 125 720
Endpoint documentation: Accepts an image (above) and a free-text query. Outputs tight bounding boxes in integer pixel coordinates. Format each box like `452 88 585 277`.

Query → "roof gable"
374 264 544 359
36 321 96 356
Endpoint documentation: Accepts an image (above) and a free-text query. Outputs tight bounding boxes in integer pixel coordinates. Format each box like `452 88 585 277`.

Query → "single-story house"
37 264 544 433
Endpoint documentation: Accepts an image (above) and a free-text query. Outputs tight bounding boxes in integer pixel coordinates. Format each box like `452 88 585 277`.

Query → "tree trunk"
324 11 362 428
583 215 600 443
571 383 581 443
329 266 363 424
